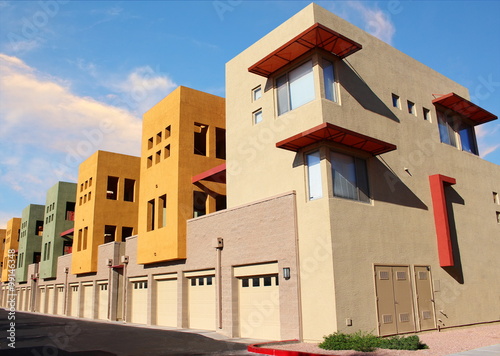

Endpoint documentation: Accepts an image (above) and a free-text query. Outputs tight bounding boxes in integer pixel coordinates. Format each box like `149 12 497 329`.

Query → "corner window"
277 60 314 115
331 151 370 203
323 59 337 102
306 151 322 200
437 111 478 155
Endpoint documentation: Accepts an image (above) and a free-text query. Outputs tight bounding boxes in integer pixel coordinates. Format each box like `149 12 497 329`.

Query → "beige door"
37 287 46 313
82 284 94 319
129 280 148 324
97 283 109 320
56 286 64 315
69 285 79 316
17 289 24 311
156 279 177 327
239 275 280 340
414 266 436 331
46 287 55 314
188 276 215 330
374 266 416 336
25 288 31 311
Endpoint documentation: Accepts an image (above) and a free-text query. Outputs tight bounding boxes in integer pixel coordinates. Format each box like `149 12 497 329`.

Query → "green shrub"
319 331 428 352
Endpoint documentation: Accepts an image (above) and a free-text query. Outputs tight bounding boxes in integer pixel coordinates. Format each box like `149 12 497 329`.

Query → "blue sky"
0 0 499 228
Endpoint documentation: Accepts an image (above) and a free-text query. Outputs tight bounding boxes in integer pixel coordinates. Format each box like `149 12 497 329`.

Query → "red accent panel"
276 122 397 155
429 174 457 267
191 163 226 184
60 228 74 237
248 341 325 356
111 265 124 269
248 23 362 77
432 93 497 125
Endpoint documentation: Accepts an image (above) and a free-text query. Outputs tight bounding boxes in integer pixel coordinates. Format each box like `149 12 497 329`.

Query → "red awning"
192 163 226 184
276 122 397 155
248 23 362 77
60 228 74 237
432 93 497 125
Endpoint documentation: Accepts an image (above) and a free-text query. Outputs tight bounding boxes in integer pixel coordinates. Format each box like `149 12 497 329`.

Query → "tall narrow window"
392 94 400 109
35 220 43 236
83 227 88 250
148 137 153 149
158 194 167 228
65 202 75 221
323 60 337 102
194 123 208 156
252 86 262 101
124 179 135 202
107 176 119 200
165 125 171 139
277 60 314 115
438 111 457 147
423 108 431 121
253 109 263 125
147 155 153 168
164 145 170 159
407 101 415 115
331 151 370 203
77 229 82 252
147 199 155 231
458 125 478 154
193 191 207 218
122 227 133 241
215 194 227 211
104 225 116 244
307 151 322 200
215 128 226 159
156 131 162 144
47 241 51 260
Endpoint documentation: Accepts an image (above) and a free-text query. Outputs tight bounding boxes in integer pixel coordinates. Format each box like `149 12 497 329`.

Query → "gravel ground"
267 323 500 355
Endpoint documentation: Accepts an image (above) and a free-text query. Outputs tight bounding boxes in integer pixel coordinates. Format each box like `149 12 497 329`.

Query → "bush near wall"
319 331 428 352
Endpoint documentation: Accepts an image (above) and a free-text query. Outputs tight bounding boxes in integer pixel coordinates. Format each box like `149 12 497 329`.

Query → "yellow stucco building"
72 150 140 274
1 218 21 282
137 86 226 264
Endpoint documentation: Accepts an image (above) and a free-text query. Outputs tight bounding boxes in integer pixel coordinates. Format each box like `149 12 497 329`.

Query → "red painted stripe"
247 340 340 356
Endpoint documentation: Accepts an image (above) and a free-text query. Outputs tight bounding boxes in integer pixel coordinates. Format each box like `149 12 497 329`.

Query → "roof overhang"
60 228 74 237
248 23 362 77
432 93 497 125
276 122 397 155
191 163 226 184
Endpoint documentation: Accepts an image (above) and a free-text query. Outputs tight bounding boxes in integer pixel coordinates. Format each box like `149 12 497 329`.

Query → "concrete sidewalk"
447 344 500 355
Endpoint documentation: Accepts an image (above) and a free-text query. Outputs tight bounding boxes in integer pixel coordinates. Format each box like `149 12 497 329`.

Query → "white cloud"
0 53 143 214
476 123 500 158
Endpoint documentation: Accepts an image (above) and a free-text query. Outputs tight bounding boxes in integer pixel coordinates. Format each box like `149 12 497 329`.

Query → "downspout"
122 256 129 323
107 263 112 320
63 267 69 315
214 237 223 329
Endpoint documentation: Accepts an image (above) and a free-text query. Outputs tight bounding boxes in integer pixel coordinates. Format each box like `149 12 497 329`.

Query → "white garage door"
155 278 177 327
69 285 79 317
46 287 55 314
188 275 215 330
239 275 280 340
56 286 65 315
129 279 148 324
97 283 109 320
82 284 94 319
37 287 46 313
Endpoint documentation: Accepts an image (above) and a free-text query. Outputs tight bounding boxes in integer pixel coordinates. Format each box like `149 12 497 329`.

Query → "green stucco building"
16 204 45 283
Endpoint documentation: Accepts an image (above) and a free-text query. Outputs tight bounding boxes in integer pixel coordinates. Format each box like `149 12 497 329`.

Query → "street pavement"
0 309 256 356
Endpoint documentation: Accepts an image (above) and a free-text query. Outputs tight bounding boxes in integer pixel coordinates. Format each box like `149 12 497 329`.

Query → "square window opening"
107 176 119 200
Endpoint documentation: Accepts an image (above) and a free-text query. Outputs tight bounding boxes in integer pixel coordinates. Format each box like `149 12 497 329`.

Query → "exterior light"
283 267 291 280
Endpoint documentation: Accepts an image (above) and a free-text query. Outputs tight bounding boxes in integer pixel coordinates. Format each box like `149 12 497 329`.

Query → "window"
124 179 135 202
35 220 43 236
494 192 499 205
85 180 88 189
252 86 262 101
194 123 208 156
331 151 370 203
77 229 82 252
156 131 162 144
165 125 171 139
253 109 263 125
107 176 119 200
158 194 167 228
147 199 155 231
148 137 153 149
392 94 400 109
423 107 431 121
83 227 88 250
323 59 337 102
89 177 92 187
307 151 322 200
193 191 207 218
407 101 415 115
65 202 75 221
215 128 226 159
88 192 91 201
79 197 82 206
47 241 51 260
147 155 153 168
104 225 116 244
122 227 133 241
437 111 478 155
497 212 500 224
155 150 161 164
277 60 315 115
80 184 83 192
242 278 249 287
215 194 226 211
164 145 170 159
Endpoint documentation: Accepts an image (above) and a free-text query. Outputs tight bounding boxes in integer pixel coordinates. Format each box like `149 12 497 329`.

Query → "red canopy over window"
432 93 497 125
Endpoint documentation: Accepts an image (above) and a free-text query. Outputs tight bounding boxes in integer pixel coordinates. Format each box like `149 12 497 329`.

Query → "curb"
248 340 337 356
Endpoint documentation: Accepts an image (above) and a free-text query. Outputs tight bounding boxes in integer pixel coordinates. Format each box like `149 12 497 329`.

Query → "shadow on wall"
339 60 400 123
371 158 428 210
443 185 465 284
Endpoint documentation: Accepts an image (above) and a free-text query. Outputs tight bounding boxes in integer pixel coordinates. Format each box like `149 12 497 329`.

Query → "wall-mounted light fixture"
283 267 291 280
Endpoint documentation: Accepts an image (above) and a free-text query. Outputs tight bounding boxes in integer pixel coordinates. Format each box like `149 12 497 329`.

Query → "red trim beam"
276 122 397 155
191 163 226 184
60 228 74 237
248 23 362 77
429 174 457 267
432 93 497 125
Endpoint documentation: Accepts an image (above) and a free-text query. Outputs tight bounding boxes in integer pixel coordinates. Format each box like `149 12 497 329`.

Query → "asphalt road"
0 310 254 356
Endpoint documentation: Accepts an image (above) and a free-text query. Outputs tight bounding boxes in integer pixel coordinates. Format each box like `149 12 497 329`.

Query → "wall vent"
422 311 432 320
382 314 393 324
379 271 390 280
396 271 406 280
399 313 410 322
418 271 428 280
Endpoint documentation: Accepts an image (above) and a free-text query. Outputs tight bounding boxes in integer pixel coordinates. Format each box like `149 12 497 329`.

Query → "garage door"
46 286 55 314
155 277 177 327
239 275 280 340
97 283 109 320
129 279 148 324
56 285 65 315
69 284 79 317
188 275 215 330
37 287 46 313
17 288 24 311
25 288 31 311
82 284 94 319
